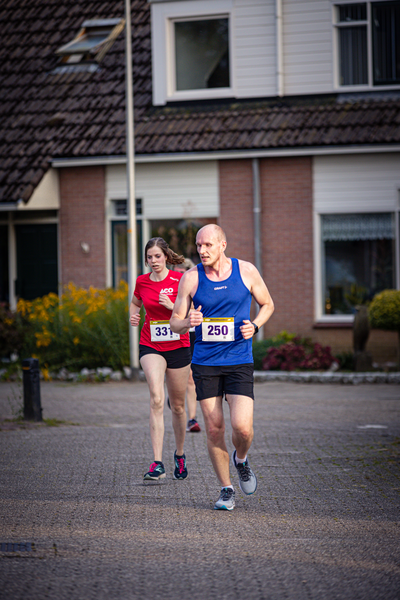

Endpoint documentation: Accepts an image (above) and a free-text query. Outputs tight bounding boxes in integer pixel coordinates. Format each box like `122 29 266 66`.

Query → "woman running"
130 237 191 481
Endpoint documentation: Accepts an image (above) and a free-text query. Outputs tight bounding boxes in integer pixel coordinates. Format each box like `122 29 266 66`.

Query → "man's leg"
200 396 231 487
226 394 257 495
226 394 254 460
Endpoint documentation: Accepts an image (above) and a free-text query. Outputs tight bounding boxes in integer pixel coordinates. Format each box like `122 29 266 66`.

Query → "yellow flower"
73 337 80 345
4 318 13 326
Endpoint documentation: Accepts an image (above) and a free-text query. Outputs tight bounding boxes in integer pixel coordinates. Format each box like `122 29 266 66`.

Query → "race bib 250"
201 318 235 342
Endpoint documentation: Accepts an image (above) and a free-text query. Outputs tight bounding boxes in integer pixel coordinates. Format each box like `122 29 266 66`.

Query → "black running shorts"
191 363 254 401
139 345 191 369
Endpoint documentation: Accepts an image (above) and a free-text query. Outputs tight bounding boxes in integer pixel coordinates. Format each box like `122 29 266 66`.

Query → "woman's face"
146 245 167 273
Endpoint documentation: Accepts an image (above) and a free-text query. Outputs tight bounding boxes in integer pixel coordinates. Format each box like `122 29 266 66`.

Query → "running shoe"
214 487 235 511
143 461 166 481
231 450 257 495
173 451 188 480
186 418 201 432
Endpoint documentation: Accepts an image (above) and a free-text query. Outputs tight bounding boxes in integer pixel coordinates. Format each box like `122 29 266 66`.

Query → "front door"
16 224 58 300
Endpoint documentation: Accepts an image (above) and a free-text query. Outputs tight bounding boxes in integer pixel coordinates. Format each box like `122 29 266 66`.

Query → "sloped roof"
1 0 400 204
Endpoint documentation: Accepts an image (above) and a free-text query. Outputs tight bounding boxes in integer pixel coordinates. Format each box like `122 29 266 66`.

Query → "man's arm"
239 262 274 340
170 270 202 334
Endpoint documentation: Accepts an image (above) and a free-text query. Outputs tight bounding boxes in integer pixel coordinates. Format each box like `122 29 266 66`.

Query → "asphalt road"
0 380 399 600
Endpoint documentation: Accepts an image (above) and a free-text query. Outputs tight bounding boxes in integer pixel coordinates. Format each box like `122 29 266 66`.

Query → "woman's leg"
166 364 190 455
186 368 197 421
140 353 168 462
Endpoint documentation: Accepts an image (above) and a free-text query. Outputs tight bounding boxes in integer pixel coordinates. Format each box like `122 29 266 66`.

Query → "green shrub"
369 289 400 366
369 290 400 332
18 282 130 371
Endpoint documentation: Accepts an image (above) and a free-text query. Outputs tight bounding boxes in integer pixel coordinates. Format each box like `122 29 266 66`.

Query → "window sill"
313 319 354 329
166 87 234 103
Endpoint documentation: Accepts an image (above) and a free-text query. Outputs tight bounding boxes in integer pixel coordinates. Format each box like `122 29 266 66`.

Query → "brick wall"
219 159 254 263
59 166 106 289
259 156 314 337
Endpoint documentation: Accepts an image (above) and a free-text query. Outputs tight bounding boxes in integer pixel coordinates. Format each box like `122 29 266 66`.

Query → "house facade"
1 0 399 362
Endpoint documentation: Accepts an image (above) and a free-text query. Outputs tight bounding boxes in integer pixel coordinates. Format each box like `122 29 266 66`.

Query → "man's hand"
189 305 203 328
240 319 256 340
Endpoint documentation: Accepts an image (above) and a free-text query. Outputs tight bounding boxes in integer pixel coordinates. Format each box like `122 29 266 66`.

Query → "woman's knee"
149 392 164 412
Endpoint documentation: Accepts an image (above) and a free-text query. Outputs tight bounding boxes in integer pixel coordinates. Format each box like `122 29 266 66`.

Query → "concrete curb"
253 370 400 384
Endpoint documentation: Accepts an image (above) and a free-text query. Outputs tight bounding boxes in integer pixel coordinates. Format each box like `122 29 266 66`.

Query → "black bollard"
22 358 43 421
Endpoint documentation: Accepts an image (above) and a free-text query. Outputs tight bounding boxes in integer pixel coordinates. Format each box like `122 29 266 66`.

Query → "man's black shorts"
139 345 191 369
191 363 254 401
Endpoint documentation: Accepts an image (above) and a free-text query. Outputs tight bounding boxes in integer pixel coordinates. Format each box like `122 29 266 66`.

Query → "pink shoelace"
149 462 158 472
177 457 185 473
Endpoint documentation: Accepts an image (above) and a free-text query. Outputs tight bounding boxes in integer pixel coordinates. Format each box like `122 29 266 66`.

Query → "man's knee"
205 419 225 443
232 423 253 443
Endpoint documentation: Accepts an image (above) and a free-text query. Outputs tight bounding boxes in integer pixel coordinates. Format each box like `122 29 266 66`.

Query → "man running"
170 224 274 510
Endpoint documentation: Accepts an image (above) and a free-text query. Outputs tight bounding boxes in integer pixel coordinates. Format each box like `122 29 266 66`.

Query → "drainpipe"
276 0 284 97
252 158 263 341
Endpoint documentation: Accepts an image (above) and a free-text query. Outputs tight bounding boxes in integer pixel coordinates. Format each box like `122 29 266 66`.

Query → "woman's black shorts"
139 345 191 369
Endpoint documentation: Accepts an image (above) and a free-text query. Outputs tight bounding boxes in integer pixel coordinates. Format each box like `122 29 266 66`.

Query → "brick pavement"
0 380 399 600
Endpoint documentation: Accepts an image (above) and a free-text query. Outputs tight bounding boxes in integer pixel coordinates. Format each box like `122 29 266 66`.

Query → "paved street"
0 379 399 600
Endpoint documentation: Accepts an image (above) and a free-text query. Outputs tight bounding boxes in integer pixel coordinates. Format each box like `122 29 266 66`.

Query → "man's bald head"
197 224 226 243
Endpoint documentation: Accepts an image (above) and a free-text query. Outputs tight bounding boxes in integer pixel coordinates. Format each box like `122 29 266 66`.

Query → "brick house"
1 0 399 362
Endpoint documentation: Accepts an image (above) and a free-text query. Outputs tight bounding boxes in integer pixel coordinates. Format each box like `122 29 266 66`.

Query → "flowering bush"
262 339 336 371
17 281 130 371
0 303 29 359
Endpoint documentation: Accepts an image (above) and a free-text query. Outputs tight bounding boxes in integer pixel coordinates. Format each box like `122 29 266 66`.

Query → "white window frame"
314 208 399 324
150 0 234 105
332 0 400 91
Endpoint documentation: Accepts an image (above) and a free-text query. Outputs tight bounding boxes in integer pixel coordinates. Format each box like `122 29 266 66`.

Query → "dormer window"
174 17 230 91
56 18 125 65
151 0 234 105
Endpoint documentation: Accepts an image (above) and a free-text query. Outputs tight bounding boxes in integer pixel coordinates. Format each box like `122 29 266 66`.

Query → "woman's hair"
144 237 185 265
174 257 195 271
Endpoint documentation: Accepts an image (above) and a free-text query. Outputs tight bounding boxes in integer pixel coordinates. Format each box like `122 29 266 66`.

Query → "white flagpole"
125 0 139 372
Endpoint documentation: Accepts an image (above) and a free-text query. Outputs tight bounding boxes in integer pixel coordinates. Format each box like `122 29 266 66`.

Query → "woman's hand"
159 293 174 311
130 313 141 327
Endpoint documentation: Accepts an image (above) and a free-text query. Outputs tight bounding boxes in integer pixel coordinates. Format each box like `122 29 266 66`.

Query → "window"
56 19 125 65
321 213 395 315
174 18 230 91
111 199 143 286
151 0 233 104
334 1 400 87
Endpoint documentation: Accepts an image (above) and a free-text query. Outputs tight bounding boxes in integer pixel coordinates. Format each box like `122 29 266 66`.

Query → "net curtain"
322 213 394 242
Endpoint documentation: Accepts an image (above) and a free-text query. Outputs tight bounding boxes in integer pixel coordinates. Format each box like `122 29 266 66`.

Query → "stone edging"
253 371 400 384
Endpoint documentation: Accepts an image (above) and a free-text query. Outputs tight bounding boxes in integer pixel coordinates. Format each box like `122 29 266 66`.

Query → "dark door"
16 224 58 300
0 225 9 303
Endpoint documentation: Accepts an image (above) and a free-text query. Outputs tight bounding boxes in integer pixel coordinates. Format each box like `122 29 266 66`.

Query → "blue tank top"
192 258 253 366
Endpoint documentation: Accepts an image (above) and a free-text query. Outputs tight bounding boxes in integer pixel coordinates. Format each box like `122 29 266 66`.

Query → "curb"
253 371 400 384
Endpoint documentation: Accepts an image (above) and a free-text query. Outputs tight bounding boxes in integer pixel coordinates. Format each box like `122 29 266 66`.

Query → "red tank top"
134 271 190 351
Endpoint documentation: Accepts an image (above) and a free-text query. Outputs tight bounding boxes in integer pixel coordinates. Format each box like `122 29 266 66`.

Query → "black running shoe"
144 461 166 481
173 451 188 480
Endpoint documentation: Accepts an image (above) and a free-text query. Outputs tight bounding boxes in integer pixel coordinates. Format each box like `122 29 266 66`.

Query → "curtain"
322 213 394 241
